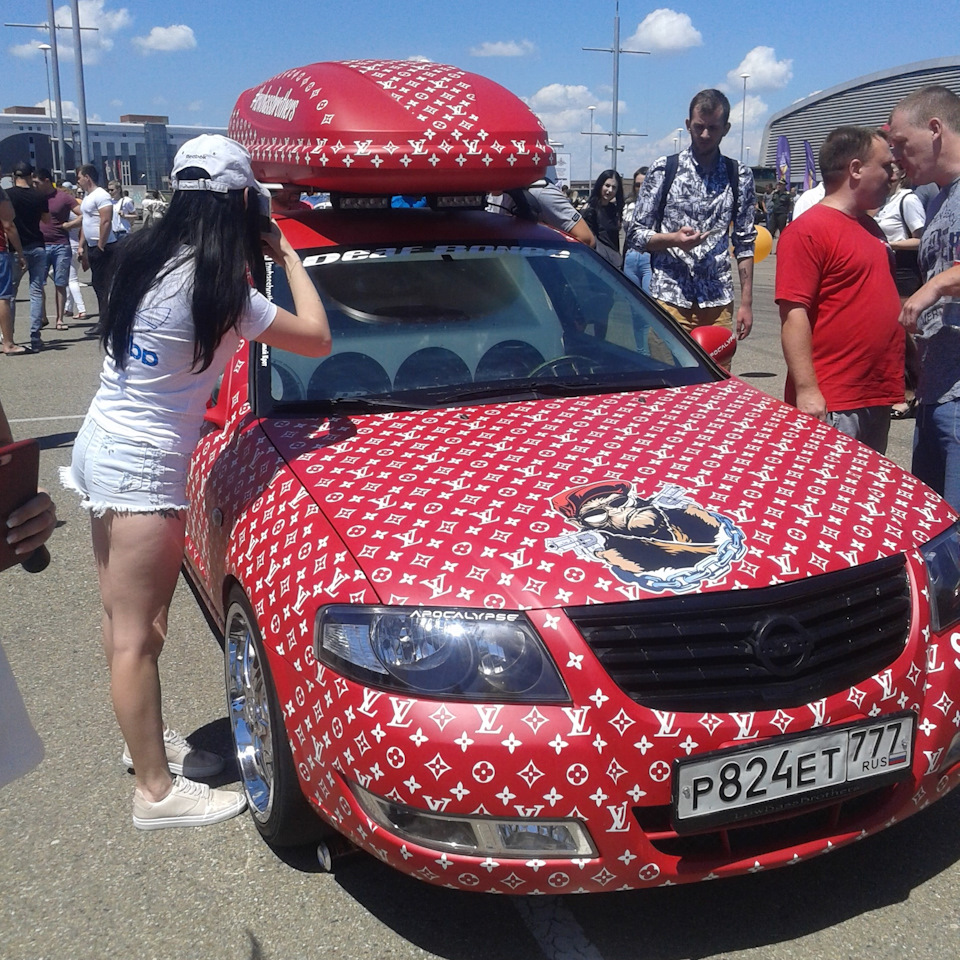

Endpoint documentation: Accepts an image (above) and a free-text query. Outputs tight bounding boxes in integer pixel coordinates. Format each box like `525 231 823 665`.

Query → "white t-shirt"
790 182 825 221
112 195 136 234
874 187 925 243
89 254 278 456
80 186 116 245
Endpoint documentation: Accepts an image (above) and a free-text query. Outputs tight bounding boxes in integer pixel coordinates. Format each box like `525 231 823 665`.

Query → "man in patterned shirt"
626 89 757 354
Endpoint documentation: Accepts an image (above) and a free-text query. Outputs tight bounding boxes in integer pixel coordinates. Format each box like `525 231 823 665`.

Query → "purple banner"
776 135 791 186
803 140 817 190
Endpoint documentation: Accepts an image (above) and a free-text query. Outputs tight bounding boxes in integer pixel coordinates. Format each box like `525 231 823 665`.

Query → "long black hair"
101 167 265 372
586 168 625 221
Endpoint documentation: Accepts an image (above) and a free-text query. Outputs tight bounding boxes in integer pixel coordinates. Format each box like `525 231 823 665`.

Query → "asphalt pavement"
1 255 957 960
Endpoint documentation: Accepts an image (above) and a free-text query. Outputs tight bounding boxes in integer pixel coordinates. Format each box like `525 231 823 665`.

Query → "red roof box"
228 59 555 194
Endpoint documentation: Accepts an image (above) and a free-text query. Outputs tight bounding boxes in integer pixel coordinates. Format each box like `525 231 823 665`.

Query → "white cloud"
627 9 702 53
5 3 134 65
187 100 203 112
405 55 432 63
726 94 769 161
528 84 594 112
10 42 44 60
526 84 602 137
730 94 769 129
522 84 622 180
470 40 536 58
132 25 197 54
728 46 793 91
51 1 133 65
34 99 94 122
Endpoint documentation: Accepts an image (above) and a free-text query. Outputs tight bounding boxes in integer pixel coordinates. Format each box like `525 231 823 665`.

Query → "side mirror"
203 370 229 429
690 326 737 367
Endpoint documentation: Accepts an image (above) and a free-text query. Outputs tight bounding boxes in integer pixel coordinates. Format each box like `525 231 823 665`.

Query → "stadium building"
0 108 225 192
760 56 960 185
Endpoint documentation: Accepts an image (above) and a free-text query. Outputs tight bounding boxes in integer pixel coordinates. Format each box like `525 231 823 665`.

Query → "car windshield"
259 239 716 414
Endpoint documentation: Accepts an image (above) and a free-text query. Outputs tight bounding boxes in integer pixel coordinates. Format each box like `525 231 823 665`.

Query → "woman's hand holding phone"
0 439 54 573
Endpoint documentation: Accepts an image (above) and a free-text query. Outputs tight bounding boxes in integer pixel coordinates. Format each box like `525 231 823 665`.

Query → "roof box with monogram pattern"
228 60 554 193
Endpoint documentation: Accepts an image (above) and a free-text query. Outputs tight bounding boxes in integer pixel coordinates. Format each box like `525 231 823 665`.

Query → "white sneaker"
122 727 225 778
132 776 246 830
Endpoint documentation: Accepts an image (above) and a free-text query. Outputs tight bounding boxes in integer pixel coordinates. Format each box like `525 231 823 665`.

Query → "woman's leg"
92 509 186 802
67 240 86 316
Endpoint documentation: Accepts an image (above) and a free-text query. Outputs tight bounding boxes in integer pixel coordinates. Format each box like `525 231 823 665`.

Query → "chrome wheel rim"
224 601 275 822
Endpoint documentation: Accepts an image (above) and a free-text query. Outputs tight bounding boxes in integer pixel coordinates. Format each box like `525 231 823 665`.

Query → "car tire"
223 586 330 847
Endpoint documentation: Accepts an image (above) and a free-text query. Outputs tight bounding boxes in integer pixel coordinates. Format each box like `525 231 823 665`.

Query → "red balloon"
690 325 737 365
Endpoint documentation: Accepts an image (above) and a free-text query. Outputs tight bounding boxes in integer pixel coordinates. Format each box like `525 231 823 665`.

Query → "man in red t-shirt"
775 126 904 453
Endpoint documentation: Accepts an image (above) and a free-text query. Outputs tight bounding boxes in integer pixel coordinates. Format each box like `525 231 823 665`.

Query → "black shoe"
891 398 917 420
30 339 44 352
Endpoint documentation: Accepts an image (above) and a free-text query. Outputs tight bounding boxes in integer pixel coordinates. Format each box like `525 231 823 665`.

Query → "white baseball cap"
171 134 267 196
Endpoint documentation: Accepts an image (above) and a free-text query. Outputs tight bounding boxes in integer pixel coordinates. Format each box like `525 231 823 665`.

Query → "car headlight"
316 605 569 701
921 521 960 631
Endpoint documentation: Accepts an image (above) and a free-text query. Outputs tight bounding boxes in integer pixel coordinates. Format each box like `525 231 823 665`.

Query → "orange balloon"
754 224 772 263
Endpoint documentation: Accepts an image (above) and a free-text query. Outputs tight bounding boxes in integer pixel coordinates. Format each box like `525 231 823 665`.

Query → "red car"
183 60 960 894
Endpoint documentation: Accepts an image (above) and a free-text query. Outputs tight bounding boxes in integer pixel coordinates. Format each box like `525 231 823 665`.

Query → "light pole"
69 0 91 163
746 145 751 167
740 73 749 163
587 105 596 183
582 3 648 168
37 43 59 176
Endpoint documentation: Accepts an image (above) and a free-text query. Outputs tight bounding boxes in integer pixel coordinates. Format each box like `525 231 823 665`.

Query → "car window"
260 241 715 413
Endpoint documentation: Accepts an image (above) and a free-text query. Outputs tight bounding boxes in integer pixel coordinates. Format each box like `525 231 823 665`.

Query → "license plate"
672 713 915 833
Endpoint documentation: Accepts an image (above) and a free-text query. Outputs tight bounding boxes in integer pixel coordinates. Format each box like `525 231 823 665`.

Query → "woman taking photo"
581 168 625 267
62 135 331 830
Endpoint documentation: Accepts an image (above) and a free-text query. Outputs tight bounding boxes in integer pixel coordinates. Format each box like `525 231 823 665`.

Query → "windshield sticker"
546 480 747 594
301 245 570 267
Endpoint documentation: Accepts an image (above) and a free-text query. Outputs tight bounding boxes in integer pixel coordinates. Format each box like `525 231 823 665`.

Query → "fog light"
352 783 596 858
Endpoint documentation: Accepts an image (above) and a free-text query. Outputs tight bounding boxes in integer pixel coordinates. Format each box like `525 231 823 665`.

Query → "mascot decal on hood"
546 480 747 594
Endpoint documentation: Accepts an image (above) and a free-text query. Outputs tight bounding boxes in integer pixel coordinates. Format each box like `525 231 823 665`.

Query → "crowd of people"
0 168 167 353
493 84 960 507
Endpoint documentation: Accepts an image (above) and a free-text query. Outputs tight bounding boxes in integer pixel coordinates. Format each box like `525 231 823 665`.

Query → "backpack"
655 154 740 232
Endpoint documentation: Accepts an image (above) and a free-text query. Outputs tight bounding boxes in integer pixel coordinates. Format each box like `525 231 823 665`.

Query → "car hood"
263 378 955 609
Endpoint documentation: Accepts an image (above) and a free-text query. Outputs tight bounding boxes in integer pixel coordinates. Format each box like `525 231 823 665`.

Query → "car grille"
566 554 911 713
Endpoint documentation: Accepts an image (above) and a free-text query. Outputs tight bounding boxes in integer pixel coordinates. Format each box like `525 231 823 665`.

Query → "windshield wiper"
320 395 440 412
444 376 674 404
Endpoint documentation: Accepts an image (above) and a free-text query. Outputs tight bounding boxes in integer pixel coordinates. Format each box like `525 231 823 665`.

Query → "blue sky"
3 0 955 181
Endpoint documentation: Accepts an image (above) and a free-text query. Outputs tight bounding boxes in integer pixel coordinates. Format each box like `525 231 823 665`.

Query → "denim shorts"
45 243 72 288
0 252 12 301
60 417 191 516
